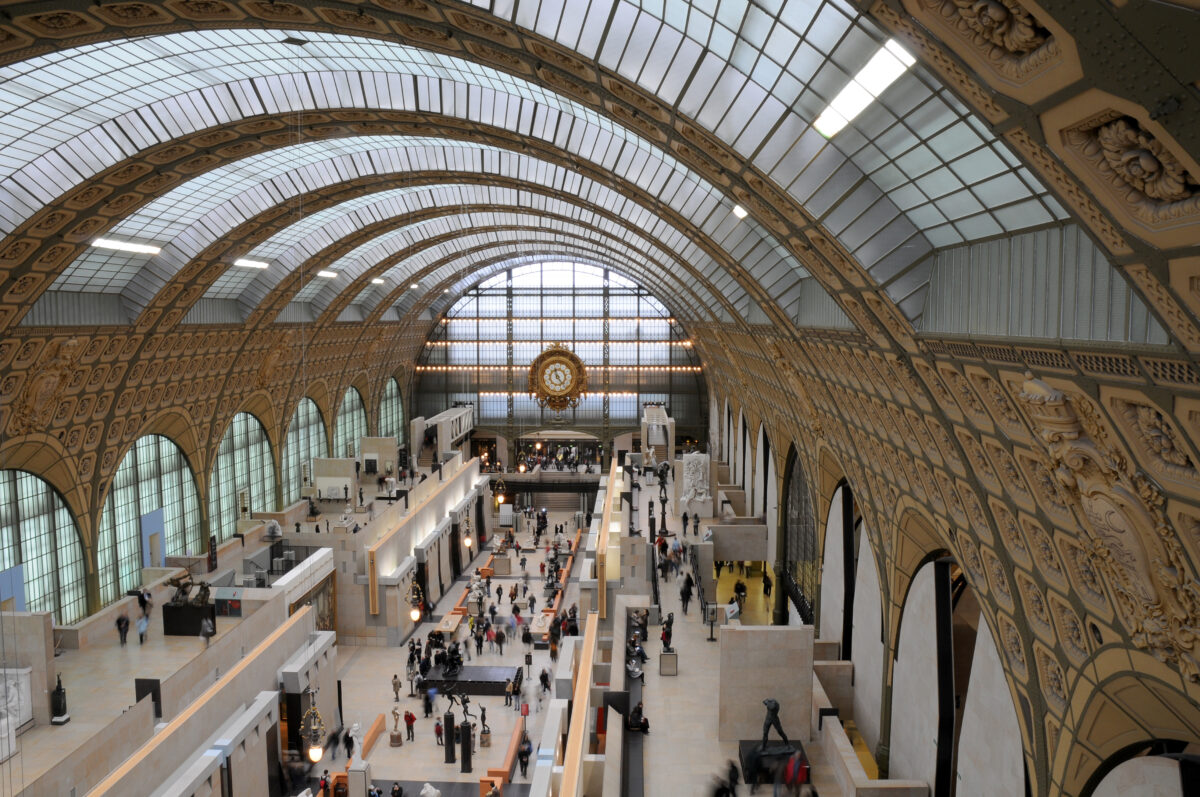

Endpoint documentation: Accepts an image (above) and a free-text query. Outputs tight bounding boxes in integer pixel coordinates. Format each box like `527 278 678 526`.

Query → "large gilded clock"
529 344 588 413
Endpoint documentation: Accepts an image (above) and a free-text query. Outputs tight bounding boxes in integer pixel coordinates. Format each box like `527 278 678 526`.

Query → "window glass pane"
0 470 87 624
208 413 277 543
282 398 329 505
378 379 406 447
334 388 368 459
414 261 706 438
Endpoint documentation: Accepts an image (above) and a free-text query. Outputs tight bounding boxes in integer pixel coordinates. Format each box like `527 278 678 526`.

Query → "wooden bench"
485 716 526 785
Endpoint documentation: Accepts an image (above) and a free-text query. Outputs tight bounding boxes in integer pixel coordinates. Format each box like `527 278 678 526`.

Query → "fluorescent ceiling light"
814 39 915 138
317 270 338 278
732 205 748 219
371 278 385 285
234 258 269 269
92 237 160 255
410 283 419 289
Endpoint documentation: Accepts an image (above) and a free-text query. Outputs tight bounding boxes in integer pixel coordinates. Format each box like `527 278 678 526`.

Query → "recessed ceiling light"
234 258 270 269
732 205 748 219
410 283 419 289
814 39 915 138
317 270 338 278
443 289 450 294
371 278 385 285
92 237 161 255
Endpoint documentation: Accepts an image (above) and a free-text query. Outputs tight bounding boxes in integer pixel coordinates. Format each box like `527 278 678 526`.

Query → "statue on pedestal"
760 698 788 749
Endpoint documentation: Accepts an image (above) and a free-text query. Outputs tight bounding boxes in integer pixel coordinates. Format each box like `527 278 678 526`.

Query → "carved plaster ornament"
1098 119 1196 203
949 0 1047 55
1066 113 1200 228
10 338 81 435
767 342 821 435
1019 373 1200 680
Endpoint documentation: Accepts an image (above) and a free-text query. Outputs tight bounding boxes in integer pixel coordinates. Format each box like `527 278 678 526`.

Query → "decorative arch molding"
132 407 203 471
817 444 852 534
343 374 374 436
7 125 777 337
221 389 281 452
888 504 953 646
1054 649 1200 794
0 432 92 543
0 19 910 341
369 232 721 329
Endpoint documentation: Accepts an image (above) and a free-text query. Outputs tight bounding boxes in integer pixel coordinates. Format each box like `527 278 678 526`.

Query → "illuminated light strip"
414 366 702 372
92 237 161 255
234 258 270 269
813 39 916 138
475 391 641 397
444 317 676 323
425 340 693 346
317 270 339 278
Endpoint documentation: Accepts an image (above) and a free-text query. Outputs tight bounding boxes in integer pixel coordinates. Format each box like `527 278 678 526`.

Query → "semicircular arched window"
0 470 87 624
334 387 367 459
782 448 818 624
282 398 328 506
98 434 202 605
208 412 276 543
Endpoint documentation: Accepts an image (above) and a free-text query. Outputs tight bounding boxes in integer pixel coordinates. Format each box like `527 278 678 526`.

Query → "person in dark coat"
343 729 354 759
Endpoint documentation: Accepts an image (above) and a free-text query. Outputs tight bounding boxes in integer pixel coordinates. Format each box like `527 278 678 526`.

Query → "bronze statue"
167 575 193 605
191 581 211 606
760 698 788 748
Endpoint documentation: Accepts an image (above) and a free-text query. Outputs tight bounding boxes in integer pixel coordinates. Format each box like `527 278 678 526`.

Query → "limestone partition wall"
818 486 846 645
850 523 884 754
718 625 813 742
1093 756 1186 797
88 606 320 797
0 611 54 726
956 621 1024 797
888 565 939 790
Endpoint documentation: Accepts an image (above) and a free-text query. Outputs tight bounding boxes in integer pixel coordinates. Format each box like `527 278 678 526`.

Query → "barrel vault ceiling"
0 2 1200 795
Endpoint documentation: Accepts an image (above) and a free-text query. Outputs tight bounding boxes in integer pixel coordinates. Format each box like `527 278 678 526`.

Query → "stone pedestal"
480 730 491 747
491 556 512 576
390 732 404 747
659 651 678 676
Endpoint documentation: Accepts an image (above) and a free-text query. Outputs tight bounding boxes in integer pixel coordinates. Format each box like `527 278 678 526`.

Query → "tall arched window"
334 387 367 459
209 412 276 543
0 471 87 624
282 398 328 505
98 435 202 605
782 447 818 624
379 378 405 445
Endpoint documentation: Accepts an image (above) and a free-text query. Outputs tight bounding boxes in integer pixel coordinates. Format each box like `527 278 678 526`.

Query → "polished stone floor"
329 507 582 787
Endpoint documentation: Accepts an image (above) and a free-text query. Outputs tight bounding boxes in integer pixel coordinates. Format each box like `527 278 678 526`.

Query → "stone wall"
718 625 813 742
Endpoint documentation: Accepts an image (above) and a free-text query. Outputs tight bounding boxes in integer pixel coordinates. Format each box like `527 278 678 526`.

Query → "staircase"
417 443 435 470
533 492 582 512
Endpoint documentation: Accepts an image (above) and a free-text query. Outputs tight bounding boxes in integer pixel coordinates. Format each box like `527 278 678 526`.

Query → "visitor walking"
115 613 129 646
136 614 149 644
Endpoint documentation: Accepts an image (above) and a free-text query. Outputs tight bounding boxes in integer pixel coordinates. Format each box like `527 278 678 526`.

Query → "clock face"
541 359 575 395
529 344 586 412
